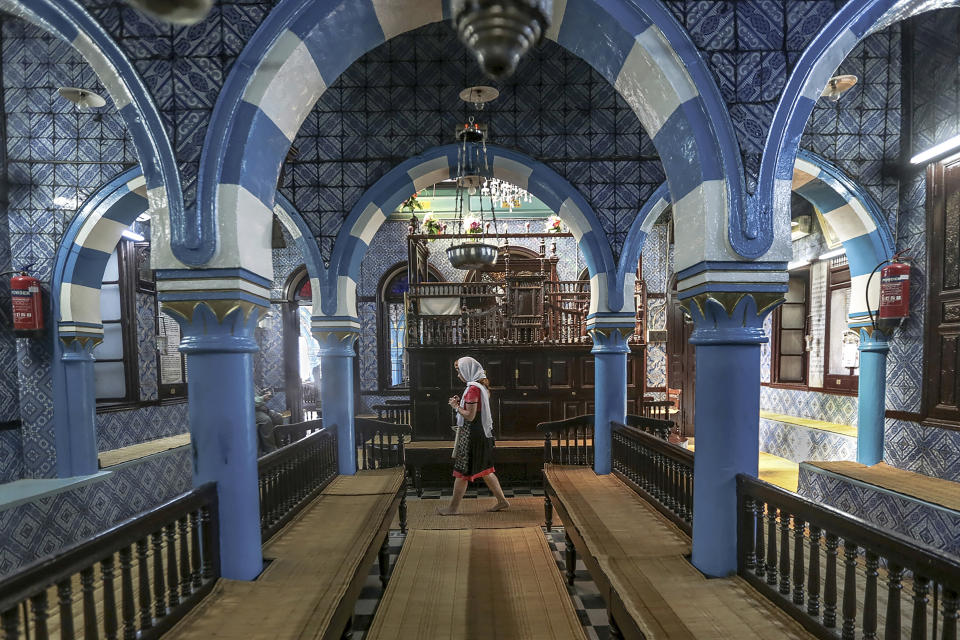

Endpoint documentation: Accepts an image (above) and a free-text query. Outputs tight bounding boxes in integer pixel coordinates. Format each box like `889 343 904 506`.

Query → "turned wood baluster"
56 579 74 640
190 511 203 590
779 509 791 596
151 530 166 618
544 495 553 531
942 589 958 640
166 523 179 608
81 566 97 639
862 551 879 640
807 526 821 618
30 591 49 640
743 497 756 572
136 539 152 629
178 516 191 599
824 533 839 628
884 562 903 640
766 506 778 586
842 539 858 640
754 500 766 577
1 607 19 640
119 546 136 640
792 516 805 605
911 576 930 640
201 505 215 580
103 554 119 640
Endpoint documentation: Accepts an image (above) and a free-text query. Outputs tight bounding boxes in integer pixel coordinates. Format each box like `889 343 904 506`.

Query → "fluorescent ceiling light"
787 259 810 271
121 229 145 242
818 247 845 261
911 134 960 165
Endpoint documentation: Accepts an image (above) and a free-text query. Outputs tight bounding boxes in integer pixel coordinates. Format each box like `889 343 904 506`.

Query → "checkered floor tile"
348 493 609 639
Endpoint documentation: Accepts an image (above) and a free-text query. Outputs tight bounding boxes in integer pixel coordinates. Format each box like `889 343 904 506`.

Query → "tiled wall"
95 402 189 451
760 417 857 464
760 385 858 426
643 225 669 391
0 446 192 579
799 464 960 557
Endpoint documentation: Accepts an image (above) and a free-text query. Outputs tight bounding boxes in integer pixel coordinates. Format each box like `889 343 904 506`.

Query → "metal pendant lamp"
451 0 553 79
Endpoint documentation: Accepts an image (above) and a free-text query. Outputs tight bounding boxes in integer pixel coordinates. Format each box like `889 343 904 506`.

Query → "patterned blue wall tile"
760 417 856 463
798 464 960 558
136 293 158 402
0 430 23 484
885 419 960 482
0 447 192 579
760 385 858 426
95 402 189 451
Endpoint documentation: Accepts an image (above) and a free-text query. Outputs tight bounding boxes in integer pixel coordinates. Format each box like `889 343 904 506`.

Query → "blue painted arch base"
588 319 632 475
857 328 891 466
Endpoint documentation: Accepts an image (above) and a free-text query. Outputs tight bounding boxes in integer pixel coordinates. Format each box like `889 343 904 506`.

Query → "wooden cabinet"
409 346 645 440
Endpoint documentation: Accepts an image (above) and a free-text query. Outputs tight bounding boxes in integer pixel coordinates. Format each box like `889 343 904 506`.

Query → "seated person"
255 389 283 455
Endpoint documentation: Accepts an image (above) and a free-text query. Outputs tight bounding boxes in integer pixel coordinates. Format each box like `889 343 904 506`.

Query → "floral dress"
452 385 496 482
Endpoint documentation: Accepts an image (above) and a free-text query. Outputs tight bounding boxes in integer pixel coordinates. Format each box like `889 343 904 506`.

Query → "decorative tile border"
760 417 856 464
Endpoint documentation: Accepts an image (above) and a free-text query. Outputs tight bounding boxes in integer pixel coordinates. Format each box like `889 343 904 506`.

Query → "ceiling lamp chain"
451 0 553 80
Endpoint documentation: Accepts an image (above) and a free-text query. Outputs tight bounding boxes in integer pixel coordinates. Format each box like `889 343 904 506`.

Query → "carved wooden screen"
925 155 960 423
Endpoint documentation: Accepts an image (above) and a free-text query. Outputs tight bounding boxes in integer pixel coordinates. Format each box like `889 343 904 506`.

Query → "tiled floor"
350 487 610 639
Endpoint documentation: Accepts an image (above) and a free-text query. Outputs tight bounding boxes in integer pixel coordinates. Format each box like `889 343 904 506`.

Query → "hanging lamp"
451 0 552 79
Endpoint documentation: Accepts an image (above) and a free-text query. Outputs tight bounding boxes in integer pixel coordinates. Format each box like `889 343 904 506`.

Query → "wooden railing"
737 474 960 640
537 415 594 466
0 485 219 640
271 418 323 448
612 422 694 534
637 399 674 421
371 403 412 426
355 418 411 470
258 427 338 541
623 413 675 439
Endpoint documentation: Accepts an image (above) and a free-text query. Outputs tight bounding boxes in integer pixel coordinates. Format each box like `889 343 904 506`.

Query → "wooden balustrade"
0 485 219 640
271 418 323 448
355 418 411 470
371 403 412 426
258 427 338 541
738 474 960 640
636 399 674 421
536 415 595 466
611 422 694 534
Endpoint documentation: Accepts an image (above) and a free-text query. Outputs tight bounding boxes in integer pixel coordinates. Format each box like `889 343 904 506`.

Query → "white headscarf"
456 356 493 438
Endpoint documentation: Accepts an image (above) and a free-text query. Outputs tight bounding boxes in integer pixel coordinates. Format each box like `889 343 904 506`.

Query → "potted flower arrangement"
421 212 443 235
463 216 483 237
401 191 424 213
546 214 564 233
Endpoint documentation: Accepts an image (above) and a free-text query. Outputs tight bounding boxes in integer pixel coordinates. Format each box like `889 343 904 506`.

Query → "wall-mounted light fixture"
910 133 960 165
817 247 845 261
121 229 145 242
787 259 810 271
820 75 858 103
57 87 106 111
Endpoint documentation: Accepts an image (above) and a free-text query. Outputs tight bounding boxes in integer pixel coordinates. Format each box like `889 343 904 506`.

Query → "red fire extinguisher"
869 253 911 331
7 270 44 338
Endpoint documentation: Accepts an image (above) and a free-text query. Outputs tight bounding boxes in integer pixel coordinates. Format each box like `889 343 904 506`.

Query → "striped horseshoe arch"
199 0 754 307
0 0 188 263
318 144 620 332
792 150 894 328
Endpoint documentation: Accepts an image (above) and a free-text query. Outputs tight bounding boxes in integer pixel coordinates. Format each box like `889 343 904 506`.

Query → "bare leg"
482 473 509 511
436 477 468 515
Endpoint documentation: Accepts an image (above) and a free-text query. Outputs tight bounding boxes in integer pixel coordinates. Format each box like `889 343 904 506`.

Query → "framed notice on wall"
157 309 188 397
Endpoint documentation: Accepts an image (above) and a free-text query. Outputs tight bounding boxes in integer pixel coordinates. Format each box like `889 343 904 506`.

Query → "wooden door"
925 155 960 421
667 297 696 436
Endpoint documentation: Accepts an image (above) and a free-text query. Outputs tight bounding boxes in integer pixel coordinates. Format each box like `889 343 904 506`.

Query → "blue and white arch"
792 150 894 328
197 0 768 314
0 0 189 265
759 0 960 256
315 143 622 333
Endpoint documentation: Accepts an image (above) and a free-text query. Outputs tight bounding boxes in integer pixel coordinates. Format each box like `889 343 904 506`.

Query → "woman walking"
437 356 509 515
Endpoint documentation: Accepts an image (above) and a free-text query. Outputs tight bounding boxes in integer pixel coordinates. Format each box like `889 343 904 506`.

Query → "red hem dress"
452 385 496 482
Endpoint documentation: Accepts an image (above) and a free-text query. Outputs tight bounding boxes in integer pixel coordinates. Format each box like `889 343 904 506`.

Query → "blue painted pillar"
315 329 359 475
857 328 890 466
687 293 781 577
163 298 264 581
56 337 100 477
588 323 632 475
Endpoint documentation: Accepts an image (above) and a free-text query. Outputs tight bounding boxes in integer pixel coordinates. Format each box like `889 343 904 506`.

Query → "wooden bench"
543 464 814 639
166 467 406 640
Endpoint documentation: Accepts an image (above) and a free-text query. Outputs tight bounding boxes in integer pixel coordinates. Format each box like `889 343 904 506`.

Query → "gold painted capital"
680 292 784 320
161 299 266 325
60 335 102 350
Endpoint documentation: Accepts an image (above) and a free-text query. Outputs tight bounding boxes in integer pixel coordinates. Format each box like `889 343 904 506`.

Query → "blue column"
164 299 263 581
589 325 631 475
315 329 359 475
687 293 780 577
56 336 100 477
857 328 890 466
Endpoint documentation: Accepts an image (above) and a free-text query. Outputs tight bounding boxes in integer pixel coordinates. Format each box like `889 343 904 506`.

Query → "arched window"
378 264 441 389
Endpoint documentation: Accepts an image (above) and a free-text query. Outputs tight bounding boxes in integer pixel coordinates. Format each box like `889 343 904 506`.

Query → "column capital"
586 312 633 354
161 299 264 354
858 326 891 352
685 292 783 346
59 333 100 360
312 315 360 356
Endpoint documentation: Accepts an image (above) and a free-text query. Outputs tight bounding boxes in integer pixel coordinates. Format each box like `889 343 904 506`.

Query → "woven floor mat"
323 468 405 495
365 528 586 640
806 461 960 511
98 433 190 467
168 493 395 639
608 555 814 639
544 465 690 558
391 496 559 530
